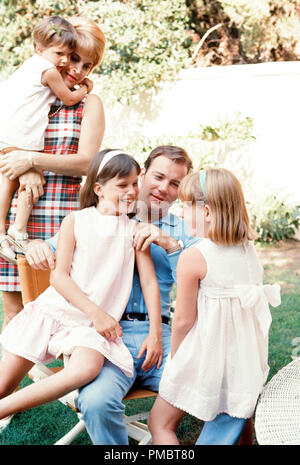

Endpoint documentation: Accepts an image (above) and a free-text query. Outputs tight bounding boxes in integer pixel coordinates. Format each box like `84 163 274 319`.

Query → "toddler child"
148 167 281 445
0 16 92 263
0 149 162 426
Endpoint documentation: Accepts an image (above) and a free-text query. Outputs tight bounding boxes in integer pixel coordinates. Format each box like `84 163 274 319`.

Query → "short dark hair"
144 145 193 173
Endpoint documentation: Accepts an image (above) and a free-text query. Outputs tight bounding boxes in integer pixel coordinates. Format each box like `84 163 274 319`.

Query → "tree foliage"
0 0 190 103
0 0 299 103
189 0 300 66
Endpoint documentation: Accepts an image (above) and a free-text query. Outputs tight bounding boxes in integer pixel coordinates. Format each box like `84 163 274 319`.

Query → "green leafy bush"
250 196 300 243
0 0 190 104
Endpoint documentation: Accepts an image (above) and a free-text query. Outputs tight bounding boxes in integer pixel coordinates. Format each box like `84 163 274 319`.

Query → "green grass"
0 241 299 445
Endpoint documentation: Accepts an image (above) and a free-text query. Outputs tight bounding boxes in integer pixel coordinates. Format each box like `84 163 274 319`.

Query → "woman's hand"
0 150 34 180
18 169 46 207
137 330 163 371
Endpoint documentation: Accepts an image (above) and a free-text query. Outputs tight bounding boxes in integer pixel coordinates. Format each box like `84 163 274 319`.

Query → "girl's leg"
0 347 104 420
148 395 186 445
1 291 23 330
0 351 34 401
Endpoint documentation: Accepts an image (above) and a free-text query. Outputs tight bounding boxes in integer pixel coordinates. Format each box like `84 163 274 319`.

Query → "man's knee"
78 379 125 418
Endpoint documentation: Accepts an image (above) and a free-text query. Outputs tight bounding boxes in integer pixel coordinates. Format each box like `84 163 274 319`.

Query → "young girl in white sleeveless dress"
0 149 161 422
148 167 281 445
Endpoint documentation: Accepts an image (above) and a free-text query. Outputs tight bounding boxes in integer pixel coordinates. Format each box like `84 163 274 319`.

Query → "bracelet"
28 153 34 167
166 240 183 254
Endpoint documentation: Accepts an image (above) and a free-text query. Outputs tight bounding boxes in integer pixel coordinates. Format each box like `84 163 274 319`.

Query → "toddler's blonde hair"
179 168 257 246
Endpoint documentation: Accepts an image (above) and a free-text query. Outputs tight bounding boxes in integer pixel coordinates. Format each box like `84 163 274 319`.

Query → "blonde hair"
69 16 106 69
179 168 257 246
33 16 76 50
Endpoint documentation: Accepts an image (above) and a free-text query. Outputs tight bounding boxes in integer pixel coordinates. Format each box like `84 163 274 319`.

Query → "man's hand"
26 239 56 271
137 331 163 371
133 222 179 252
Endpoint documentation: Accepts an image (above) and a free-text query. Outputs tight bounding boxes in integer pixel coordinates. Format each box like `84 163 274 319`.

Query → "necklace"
48 104 64 119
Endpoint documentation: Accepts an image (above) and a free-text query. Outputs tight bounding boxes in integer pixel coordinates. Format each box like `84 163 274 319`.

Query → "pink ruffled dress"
0 207 137 377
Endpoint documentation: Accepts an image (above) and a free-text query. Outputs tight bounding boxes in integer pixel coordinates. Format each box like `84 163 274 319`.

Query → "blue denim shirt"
46 213 199 319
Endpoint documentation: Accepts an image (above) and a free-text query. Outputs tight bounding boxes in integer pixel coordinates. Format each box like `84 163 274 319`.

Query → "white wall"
102 61 300 205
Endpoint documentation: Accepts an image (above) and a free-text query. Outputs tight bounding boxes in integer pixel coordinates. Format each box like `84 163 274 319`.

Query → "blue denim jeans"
77 320 172 445
195 413 247 445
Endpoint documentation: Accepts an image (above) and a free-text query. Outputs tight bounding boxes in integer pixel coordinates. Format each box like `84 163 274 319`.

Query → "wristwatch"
166 239 183 254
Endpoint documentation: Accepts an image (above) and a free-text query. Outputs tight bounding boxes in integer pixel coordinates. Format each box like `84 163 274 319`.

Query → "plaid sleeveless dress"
0 98 85 292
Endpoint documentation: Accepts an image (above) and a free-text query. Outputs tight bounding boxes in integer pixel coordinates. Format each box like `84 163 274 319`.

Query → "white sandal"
0 234 17 264
7 225 28 253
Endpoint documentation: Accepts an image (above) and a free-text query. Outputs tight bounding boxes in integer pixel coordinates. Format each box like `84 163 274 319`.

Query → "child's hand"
137 331 163 371
80 78 93 94
93 311 123 342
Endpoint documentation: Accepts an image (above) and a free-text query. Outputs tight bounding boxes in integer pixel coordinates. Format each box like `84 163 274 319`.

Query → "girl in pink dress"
148 168 281 445
0 149 162 422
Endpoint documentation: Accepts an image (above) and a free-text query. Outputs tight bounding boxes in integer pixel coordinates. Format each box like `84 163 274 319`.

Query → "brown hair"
144 145 193 173
69 16 106 69
33 16 76 50
80 149 141 209
179 168 257 246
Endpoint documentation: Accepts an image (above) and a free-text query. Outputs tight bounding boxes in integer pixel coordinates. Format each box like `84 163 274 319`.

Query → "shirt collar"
136 212 180 227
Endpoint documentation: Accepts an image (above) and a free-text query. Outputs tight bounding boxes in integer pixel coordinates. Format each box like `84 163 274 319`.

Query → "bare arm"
0 93 105 179
50 213 122 341
42 67 90 107
171 247 206 358
135 247 163 371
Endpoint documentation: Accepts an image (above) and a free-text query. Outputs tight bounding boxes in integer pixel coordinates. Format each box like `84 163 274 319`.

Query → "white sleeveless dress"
0 207 137 377
159 239 281 420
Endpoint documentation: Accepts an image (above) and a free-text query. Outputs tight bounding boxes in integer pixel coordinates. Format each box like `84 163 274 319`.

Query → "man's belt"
121 312 170 325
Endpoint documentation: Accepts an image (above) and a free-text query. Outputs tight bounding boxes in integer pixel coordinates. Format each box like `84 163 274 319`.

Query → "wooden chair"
17 254 156 445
